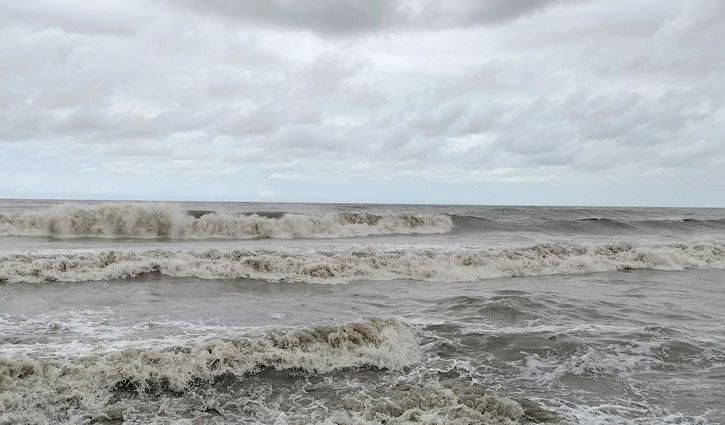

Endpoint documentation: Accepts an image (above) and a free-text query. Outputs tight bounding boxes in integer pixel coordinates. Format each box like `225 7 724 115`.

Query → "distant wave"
577 216 725 226
0 203 452 239
450 214 725 235
2 240 723 284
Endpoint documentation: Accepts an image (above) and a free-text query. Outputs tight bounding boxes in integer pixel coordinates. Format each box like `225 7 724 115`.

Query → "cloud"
0 0 152 35
174 0 569 35
1 0 723 204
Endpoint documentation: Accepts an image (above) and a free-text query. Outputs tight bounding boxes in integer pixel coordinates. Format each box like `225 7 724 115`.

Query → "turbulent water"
1 200 724 424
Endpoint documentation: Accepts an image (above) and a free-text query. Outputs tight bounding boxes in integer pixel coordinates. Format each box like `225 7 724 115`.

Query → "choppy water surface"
1 199 724 424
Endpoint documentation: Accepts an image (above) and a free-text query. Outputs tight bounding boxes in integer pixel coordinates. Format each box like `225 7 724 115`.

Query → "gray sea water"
1 199 724 424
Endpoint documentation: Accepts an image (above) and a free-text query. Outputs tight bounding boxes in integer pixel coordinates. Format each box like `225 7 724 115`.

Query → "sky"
1 0 724 206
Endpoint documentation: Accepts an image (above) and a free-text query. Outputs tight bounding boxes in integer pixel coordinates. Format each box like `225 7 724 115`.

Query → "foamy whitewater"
1 200 724 424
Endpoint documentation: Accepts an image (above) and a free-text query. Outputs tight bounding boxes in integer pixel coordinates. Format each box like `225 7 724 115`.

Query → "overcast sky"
1 0 723 206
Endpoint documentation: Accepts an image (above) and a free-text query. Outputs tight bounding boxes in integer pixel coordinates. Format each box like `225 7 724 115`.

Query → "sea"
1 199 724 425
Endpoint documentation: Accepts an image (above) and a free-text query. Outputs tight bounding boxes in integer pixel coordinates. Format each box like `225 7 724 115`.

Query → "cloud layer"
1 0 723 205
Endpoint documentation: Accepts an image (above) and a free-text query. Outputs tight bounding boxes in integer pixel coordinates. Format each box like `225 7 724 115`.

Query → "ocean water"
1 200 724 424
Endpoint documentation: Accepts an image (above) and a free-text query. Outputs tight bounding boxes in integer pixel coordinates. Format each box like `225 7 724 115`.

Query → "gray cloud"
175 0 398 35
406 0 566 27
175 0 568 35
0 0 151 35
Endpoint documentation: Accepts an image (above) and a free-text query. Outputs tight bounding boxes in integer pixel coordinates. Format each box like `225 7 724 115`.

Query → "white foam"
318 382 524 425
0 203 452 239
551 401 712 425
1 240 724 284
518 342 660 383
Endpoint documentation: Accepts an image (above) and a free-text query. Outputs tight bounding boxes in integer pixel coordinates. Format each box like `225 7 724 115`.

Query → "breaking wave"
0 203 452 239
2 240 723 284
0 317 419 424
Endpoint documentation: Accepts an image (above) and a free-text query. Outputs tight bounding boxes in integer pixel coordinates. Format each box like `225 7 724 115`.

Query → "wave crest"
0 203 452 239
2 240 723 284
